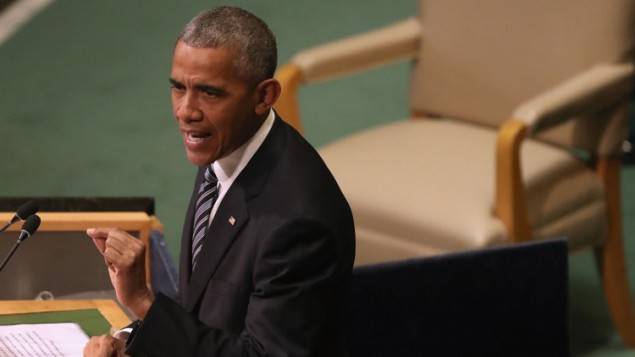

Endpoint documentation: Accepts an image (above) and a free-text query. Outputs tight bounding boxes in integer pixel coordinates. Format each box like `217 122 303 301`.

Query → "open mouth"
186 131 212 143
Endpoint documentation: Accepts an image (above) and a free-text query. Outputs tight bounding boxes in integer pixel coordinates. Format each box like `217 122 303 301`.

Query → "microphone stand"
0 239 22 272
0 221 11 233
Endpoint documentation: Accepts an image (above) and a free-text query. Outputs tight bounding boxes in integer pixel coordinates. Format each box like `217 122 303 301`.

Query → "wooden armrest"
291 17 421 84
513 63 633 135
495 120 531 243
275 64 305 133
496 63 633 241
275 17 421 133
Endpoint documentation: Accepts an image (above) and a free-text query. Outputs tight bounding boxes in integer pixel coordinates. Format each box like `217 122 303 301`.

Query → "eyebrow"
168 78 227 96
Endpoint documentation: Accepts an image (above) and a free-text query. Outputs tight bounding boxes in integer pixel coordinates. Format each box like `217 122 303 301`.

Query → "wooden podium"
0 299 131 330
0 211 156 300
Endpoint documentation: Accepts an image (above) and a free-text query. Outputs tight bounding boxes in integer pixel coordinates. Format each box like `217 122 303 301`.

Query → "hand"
83 335 126 357
87 227 154 319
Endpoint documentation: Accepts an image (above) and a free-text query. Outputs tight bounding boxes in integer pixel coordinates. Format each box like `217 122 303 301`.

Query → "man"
83 6 355 357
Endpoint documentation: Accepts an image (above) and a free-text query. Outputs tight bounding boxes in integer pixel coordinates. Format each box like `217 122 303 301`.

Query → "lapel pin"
229 216 236 226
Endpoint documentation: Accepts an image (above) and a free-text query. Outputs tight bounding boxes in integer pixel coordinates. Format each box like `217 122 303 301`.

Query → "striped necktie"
191 165 219 271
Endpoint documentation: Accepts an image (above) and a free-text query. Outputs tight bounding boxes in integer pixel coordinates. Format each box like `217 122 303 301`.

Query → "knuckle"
109 229 124 240
125 254 136 266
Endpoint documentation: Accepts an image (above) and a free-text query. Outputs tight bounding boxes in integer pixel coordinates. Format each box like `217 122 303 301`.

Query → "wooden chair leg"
595 158 635 347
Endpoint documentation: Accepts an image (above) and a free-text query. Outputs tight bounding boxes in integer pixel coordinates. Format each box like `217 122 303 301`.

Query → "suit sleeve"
125 219 347 357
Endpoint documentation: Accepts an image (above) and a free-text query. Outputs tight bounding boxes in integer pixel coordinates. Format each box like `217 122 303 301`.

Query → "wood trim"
274 64 305 134
0 299 131 329
150 216 164 232
595 158 635 346
410 109 427 118
0 211 154 289
0 212 152 232
494 119 531 242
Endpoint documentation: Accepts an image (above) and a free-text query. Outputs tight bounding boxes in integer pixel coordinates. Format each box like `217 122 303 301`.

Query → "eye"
201 87 223 97
169 79 185 93
170 83 185 92
202 89 216 97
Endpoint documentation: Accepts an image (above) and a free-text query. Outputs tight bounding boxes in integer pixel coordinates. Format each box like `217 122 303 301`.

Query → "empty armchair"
276 0 635 346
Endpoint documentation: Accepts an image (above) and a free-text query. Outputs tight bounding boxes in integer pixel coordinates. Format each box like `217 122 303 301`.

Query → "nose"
175 92 203 123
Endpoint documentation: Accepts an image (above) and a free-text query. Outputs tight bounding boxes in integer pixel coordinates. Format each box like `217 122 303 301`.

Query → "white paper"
0 322 89 357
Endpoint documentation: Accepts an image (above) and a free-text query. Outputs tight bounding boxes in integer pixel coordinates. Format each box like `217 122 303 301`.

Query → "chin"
185 151 215 167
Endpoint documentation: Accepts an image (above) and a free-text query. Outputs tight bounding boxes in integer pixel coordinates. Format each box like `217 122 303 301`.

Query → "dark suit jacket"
127 116 355 356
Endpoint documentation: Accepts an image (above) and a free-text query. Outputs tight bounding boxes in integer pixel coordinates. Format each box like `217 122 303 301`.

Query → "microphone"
0 215 41 272
0 200 39 233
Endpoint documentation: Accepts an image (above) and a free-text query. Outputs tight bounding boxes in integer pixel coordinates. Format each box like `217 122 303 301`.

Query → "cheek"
207 113 237 151
207 115 228 140
171 97 180 119
202 98 250 139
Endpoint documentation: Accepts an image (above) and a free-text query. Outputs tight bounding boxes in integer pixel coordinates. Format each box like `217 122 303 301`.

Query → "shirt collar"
212 108 275 186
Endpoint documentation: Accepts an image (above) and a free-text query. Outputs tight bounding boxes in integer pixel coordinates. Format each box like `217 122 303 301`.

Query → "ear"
254 78 281 116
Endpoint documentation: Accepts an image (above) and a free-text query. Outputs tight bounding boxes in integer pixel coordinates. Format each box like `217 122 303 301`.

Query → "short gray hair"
177 6 277 84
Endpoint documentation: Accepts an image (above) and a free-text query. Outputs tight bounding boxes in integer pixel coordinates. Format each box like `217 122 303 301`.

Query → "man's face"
170 41 262 166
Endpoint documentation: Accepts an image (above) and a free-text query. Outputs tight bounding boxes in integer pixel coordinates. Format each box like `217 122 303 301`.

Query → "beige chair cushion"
319 118 606 265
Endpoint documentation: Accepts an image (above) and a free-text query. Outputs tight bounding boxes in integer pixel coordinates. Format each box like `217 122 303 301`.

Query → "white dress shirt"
208 109 275 226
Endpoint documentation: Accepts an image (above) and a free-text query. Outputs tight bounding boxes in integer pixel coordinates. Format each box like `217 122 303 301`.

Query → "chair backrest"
410 0 634 155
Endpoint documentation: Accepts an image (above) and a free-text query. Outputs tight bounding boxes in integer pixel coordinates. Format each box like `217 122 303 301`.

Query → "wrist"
129 289 154 320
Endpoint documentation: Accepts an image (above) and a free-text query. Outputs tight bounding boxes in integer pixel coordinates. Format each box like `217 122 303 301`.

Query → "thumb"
87 227 115 255
86 227 116 239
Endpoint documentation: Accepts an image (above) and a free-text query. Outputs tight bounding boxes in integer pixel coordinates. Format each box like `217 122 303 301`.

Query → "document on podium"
0 322 89 357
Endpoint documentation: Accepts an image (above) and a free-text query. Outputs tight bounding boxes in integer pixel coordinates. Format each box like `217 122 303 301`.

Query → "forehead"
171 41 240 81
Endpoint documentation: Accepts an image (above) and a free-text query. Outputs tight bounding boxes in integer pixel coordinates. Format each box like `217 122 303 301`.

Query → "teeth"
187 133 210 143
